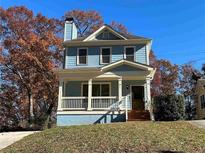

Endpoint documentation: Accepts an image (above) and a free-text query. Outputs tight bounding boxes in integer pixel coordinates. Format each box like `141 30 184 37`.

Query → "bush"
153 94 185 121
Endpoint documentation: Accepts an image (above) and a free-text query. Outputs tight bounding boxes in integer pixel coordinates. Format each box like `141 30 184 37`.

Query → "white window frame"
100 47 112 64
77 48 88 65
200 95 205 109
124 46 136 62
81 82 111 96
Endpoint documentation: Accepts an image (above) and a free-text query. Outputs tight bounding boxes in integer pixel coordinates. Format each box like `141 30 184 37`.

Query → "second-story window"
77 48 87 65
100 47 111 64
124 47 135 62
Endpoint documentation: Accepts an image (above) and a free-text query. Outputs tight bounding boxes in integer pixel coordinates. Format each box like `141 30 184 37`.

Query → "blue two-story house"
55 18 156 126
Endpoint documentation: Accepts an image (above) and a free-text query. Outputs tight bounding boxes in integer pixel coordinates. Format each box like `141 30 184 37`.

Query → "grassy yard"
1 121 205 153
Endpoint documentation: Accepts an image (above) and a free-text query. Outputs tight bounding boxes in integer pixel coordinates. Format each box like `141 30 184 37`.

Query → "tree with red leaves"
64 10 129 37
0 6 63 128
158 60 179 95
65 10 103 37
179 64 200 119
110 21 129 34
150 51 179 96
149 50 161 97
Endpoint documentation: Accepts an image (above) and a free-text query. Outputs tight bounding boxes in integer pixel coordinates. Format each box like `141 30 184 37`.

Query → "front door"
131 86 144 110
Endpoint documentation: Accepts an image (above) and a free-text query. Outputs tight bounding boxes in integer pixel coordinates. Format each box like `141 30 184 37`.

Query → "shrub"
153 94 185 121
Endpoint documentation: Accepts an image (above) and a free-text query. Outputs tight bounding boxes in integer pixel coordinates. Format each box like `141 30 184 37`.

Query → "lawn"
1 121 205 153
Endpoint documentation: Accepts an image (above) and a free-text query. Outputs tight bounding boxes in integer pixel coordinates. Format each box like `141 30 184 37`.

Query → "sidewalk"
0 131 37 150
188 120 205 129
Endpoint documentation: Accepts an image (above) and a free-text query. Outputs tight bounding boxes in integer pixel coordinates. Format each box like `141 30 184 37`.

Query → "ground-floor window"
200 95 205 108
82 83 110 96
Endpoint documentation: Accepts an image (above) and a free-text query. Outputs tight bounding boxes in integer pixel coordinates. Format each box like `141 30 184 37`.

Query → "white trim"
146 41 152 65
91 96 116 99
57 110 125 115
83 25 127 41
95 72 121 79
100 47 112 64
64 39 151 47
118 78 122 101
145 44 149 65
101 59 153 71
77 48 88 65
57 79 63 110
81 82 111 96
62 96 87 99
88 79 92 110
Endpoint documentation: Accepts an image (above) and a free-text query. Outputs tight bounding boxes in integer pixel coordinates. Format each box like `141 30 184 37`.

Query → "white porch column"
87 79 92 110
118 78 122 102
57 79 63 111
146 77 155 120
145 78 151 110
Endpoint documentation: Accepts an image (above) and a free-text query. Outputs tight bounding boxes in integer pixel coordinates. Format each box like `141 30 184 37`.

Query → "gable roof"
104 24 150 40
100 59 154 72
63 24 151 45
83 25 127 41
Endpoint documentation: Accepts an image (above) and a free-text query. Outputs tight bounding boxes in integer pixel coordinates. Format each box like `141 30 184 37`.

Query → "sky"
1 0 205 69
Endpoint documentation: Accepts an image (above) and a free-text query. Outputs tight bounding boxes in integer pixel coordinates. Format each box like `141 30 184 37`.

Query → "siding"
72 23 78 39
65 44 147 68
109 65 143 72
64 23 72 41
136 45 147 64
65 80 145 96
64 22 77 41
112 46 124 62
57 114 125 126
196 82 205 119
64 80 118 97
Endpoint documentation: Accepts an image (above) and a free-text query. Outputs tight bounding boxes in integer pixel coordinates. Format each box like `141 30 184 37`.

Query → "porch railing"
91 96 118 110
61 97 88 110
60 96 130 111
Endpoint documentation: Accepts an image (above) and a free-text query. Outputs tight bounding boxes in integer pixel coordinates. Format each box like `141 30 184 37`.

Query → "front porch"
57 79 152 120
55 60 155 125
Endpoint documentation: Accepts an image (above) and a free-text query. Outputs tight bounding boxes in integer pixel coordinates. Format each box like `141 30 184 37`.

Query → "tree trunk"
28 91 34 125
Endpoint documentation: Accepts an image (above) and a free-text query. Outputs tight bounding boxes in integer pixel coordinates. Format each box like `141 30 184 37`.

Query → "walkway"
0 131 37 150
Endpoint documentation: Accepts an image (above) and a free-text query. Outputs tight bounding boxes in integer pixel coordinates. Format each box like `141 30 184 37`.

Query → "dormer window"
77 48 87 65
100 47 111 64
124 46 135 62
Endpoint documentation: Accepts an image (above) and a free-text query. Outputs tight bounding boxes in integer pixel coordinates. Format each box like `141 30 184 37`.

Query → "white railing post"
57 79 63 111
61 97 87 109
87 79 92 110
